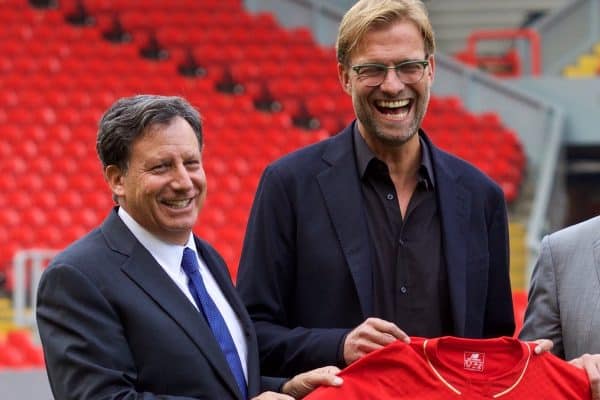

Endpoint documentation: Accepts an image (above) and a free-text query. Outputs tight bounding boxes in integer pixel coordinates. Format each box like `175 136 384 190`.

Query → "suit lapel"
317 126 373 317
102 211 243 399
426 140 471 336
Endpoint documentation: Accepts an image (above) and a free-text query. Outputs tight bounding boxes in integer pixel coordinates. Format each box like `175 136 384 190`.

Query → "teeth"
384 108 409 120
164 199 191 209
376 99 410 108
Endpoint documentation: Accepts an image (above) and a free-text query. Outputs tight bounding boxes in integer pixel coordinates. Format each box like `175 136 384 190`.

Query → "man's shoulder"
430 143 502 193
548 215 600 244
277 133 342 163
265 133 346 179
46 226 119 276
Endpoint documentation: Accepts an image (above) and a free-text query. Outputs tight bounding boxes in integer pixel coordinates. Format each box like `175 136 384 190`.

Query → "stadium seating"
0 0 525 291
0 329 45 369
563 46 600 78
0 295 44 369
509 222 528 291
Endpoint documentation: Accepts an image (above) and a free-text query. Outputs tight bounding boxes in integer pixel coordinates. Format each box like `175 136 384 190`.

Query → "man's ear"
104 165 125 199
337 62 352 95
427 54 435 83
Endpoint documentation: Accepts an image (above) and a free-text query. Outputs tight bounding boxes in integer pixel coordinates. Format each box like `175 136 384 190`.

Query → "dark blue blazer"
37 208 282 399
237 122 515 377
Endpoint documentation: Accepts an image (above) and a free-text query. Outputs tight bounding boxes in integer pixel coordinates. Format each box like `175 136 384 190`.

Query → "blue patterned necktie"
181 247 247 400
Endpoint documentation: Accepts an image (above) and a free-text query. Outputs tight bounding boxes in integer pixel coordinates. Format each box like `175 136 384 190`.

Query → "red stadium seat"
46 208 74 228
6 329 45 367
56 192 83 209
0 342 27 369
0 209 19 227
37 191 59 217
21 208 48 228
38 175 69 195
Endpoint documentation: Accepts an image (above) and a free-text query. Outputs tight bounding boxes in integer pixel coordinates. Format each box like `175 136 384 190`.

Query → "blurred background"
1 0 599 397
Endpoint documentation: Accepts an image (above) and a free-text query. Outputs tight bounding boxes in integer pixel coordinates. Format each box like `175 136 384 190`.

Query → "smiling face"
338 19 434 148
106 116 207 245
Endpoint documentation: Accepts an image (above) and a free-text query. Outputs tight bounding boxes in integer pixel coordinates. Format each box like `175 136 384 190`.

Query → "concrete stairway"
509 221 528 292
426 0 569 55
0 297 17 335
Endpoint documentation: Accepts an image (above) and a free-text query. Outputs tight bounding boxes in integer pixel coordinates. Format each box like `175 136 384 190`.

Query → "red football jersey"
306 336 591 399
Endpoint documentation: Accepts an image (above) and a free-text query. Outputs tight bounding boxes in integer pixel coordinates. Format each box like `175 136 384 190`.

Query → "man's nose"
171 164 193 189
379 68 406 93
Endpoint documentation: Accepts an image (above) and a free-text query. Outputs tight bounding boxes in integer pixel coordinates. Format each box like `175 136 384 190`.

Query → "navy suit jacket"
37 209 282 399
237 122 515 377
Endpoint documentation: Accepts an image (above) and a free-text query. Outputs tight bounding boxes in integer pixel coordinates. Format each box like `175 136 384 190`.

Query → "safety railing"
12 249 57 330
455 28 542 77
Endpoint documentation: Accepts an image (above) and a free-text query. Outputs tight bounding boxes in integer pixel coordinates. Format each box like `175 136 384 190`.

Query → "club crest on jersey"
464 351 485 372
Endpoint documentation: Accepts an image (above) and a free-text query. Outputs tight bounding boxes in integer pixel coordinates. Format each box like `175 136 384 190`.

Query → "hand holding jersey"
343 318 410 365
254 366 343 400
570 354 600 400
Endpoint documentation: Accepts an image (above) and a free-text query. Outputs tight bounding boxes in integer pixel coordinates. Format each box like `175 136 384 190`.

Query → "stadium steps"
0 297 18 335
563 49 600 78
427 0 569 55
509 222 528 291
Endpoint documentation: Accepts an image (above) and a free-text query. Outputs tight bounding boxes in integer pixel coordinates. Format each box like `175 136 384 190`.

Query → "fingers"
584 356 600 400
531 338 553 354
343 318 409 365
281 366 343 399
366 318 410 343
302 366 343 387
354 317 410 345
251 391 295 400
570 354 600 400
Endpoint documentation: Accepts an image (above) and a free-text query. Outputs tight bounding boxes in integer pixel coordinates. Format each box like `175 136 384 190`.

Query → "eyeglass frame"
350 58 430 87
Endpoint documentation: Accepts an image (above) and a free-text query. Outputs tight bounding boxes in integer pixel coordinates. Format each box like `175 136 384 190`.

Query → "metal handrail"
461 28 542 76
525 108 565 284
12 249 57 329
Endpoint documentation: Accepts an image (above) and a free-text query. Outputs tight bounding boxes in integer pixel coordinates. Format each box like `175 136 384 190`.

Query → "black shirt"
353 128 453 337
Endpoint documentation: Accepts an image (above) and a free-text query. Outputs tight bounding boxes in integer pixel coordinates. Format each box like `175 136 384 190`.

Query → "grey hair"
96 94 203 172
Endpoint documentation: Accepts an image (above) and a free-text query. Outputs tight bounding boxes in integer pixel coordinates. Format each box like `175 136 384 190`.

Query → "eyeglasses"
351 59 429 87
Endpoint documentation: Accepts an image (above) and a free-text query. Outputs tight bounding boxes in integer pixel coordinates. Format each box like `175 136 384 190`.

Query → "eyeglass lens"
356 62 427 86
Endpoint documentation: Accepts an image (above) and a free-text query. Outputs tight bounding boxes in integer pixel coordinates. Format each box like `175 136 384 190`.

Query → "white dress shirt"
118 207 248 381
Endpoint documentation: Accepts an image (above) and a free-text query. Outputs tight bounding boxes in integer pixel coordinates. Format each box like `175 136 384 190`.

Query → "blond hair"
336 0 435 66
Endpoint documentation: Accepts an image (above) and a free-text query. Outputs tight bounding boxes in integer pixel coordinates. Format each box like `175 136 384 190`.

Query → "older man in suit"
520 215 600 399
237 0 514 379
36 95 341 400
